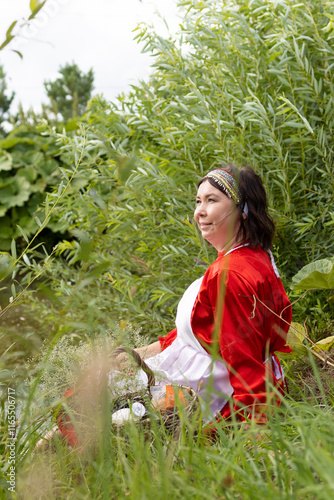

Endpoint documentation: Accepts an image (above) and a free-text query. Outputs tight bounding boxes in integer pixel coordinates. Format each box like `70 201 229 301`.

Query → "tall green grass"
1 352 333 500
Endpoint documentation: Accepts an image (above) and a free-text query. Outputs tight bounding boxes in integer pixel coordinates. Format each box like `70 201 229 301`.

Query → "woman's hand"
112 341 162 372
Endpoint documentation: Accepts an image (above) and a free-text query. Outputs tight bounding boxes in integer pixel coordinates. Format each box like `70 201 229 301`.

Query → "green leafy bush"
31 0 334 338
0 124 63 250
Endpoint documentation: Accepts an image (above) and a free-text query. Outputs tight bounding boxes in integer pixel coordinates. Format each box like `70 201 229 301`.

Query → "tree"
0 66 15 136
44 62 94 121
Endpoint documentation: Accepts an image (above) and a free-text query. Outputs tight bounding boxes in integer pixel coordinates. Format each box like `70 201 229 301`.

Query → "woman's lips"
199 222 212 229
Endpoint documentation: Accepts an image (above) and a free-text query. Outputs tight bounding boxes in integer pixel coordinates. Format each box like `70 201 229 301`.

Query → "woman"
118 164 292 422
37 164 292 450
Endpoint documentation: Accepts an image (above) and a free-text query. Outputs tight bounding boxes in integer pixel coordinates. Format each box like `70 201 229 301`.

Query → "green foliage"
0 1 47 58
0 124 65 250
0 118 89 253
0 252 14 280
279 320 334 364
284 322 308 355
32 0 334 337
11 102 55 128
292 257 334 290
44 62 94 121
0 66 15 136
312 335 334 352
288 256 334 353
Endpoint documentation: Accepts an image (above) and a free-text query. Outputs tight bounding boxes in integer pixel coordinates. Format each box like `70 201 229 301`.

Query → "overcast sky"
0 0 180 113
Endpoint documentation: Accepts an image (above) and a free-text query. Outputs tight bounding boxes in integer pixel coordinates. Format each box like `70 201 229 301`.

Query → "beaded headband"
206 169 240 204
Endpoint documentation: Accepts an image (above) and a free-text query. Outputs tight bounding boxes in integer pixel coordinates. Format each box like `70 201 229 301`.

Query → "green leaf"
0 151 12 171
11 49 23 59
65 119 79 132
0 370 13 382
72 229 93 262
11 239 17 260
292 258 334 290
6 20 17 39
312 336 334 353
0 37 13 51
277 322 308 359
29 1 46 20
0 20 16 50
23 253 31 266
57 182 64 196
0 177 31 209
118 154 137 182
0 252 14 280
0 136 34 149
280 121 306 129
35 216 42 227
16 225 29 243
286 322 306 348
44 194 49 217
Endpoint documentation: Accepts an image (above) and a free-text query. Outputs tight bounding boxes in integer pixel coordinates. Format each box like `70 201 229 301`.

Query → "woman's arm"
134 341 161 359
114 341 162 368
114 327 177 367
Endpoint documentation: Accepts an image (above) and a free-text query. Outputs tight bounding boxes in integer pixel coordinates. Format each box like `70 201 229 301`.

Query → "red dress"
159 246 292 419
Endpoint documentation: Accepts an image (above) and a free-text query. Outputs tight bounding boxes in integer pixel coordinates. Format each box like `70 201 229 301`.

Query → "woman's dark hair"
199 164 275 250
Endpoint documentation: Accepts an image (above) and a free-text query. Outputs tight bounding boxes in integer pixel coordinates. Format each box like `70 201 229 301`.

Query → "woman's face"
194 180 239 252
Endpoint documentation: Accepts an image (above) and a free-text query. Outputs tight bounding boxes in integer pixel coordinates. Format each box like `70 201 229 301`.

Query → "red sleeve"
159 328 177 351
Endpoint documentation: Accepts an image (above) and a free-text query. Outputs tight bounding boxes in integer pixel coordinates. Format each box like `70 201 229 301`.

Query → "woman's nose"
195 202 206 217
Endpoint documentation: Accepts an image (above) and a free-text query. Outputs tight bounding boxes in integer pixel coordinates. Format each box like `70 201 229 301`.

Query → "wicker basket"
110 346 201 437
56 346 201 448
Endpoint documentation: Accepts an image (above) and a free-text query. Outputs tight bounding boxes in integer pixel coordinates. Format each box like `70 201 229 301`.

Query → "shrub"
32 0 334 337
